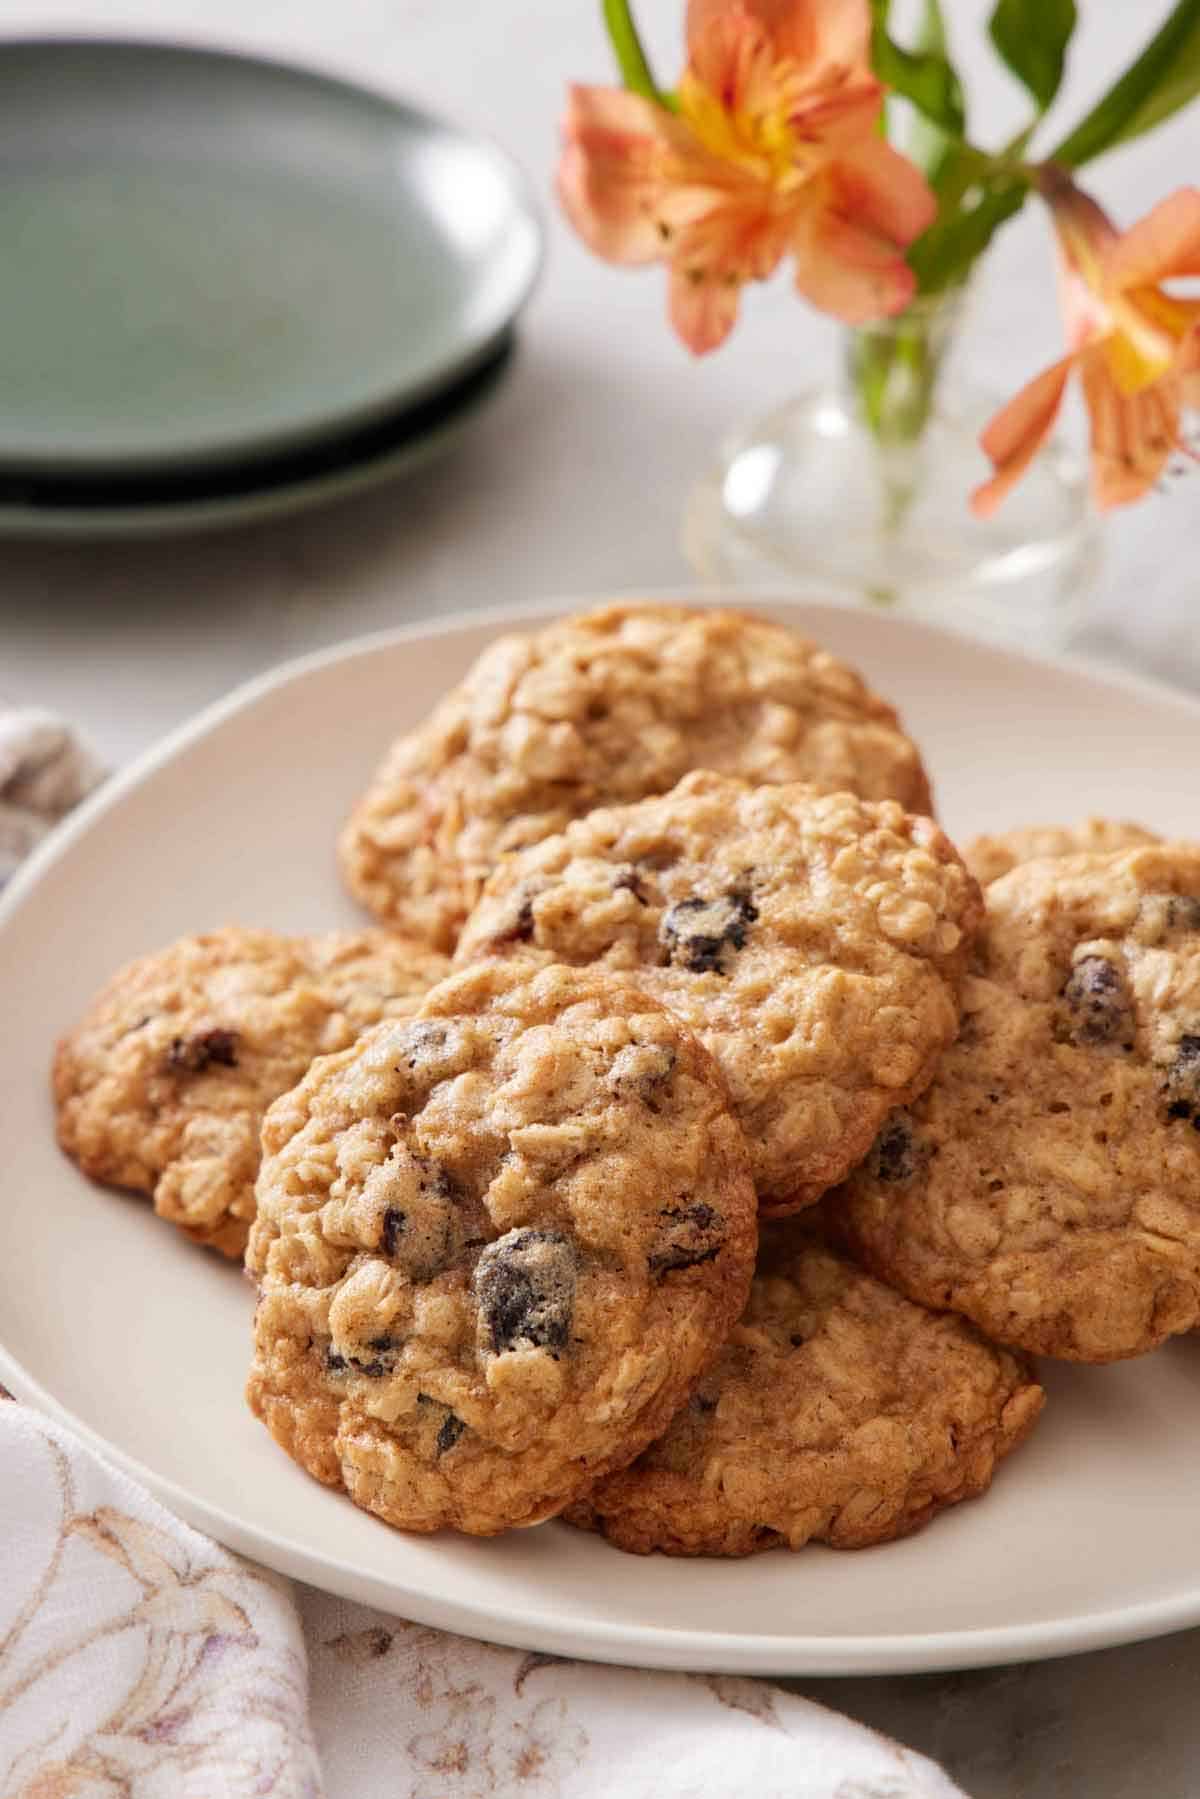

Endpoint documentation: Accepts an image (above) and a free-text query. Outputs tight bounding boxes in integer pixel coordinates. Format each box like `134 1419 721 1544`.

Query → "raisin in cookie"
833 845 1200 1361
245 960 757 1536
54 928 449 1258
965 819 1160 887
454 772 981 1214
565 1220 1043 1557
339 602 934 949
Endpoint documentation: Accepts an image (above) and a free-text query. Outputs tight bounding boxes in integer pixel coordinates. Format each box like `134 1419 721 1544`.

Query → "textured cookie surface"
246 960 757 1536
455 772 980 1212
54 928 449 1257
965 819 1160 887
834 845 1200 1361
339 603 934 948
565 1222 1043 1557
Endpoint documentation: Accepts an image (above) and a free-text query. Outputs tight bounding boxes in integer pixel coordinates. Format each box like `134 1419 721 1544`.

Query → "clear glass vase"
683 290 1101 653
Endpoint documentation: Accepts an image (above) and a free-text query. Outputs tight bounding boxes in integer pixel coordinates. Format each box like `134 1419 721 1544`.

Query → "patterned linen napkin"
1 1403 321 1798
0 1404 967 1799
0 709 969 1799
0 707 105 886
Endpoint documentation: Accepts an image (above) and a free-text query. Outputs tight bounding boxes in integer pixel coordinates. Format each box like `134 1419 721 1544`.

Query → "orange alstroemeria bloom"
973 175 1200 515
558 0 937 353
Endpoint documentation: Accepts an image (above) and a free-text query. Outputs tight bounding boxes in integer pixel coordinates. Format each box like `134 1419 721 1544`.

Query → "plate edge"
4 1345 1199 1677
5 589 1199 935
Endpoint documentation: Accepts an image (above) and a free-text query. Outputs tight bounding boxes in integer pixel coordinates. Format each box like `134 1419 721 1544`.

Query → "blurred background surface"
0 0 1195 764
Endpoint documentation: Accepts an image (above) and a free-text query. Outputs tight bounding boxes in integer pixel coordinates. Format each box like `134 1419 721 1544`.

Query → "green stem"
847 296 968 532
908 173 1030 295
602 0 663 104
852 324 942 448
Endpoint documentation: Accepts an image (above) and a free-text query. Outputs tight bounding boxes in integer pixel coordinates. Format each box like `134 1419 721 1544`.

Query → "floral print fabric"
1 1403 967 1799
1 1405 320 1798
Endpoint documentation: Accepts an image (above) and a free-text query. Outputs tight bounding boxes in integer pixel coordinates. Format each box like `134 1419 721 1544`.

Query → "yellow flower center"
1055 197 1198 396
1104 285 1197 395
677 64 812 193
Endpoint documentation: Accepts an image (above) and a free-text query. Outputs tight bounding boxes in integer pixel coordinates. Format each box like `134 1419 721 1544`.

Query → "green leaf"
870 0 966 137
917 0 951 58
1052 0 1200 168
921 140 994 215
988 0 1077 113
602 0 662 105
906 1 964 178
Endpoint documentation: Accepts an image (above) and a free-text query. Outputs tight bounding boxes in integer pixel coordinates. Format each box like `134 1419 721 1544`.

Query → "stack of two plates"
0 39 542 536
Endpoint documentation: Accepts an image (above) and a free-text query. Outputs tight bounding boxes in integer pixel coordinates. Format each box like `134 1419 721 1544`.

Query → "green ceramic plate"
0 331 515 537
0 38 542 474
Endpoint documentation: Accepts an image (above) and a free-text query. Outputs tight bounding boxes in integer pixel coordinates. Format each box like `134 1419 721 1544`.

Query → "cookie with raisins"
964 818 1159 887
566 1219 1043 1557
53 927 449 1257
339 602 934 950
832 844 1200 1361
245 960 756 1535
454 771 981 1214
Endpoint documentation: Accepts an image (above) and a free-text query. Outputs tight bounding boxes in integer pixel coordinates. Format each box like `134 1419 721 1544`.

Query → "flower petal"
673 191 795 283
1181 323 1200 408
970 355 1075 518
685 3 773 115
1102 290 1193 394
791 81 886 151
834 138 938 248
1056 253 1110 355
789 212 913 321
132 1583 249 1637
1079 348 1180 509
668 264 742 353
558 85 682 265
788 145 934 324
70 1509 187 1591
1042 168 1119 282
689 0 872 80
1105 187 1200 291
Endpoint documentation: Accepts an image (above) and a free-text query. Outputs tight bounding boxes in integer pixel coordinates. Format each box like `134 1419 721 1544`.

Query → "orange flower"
973 175 1200 515
557 0 936 352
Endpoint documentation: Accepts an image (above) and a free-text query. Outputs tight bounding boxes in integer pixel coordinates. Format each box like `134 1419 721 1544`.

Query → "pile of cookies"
53 603 1200 1557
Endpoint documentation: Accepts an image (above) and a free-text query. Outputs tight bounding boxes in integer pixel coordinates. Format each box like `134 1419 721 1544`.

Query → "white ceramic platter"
3 597 1199 1677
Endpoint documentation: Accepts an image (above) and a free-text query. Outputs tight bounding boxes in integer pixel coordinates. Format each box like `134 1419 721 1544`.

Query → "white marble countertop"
2 1 1199 1791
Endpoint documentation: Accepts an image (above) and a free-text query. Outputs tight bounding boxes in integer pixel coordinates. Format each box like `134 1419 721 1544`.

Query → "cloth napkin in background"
0 707 106 886
0 708 970 1799
1 1405 967 1799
